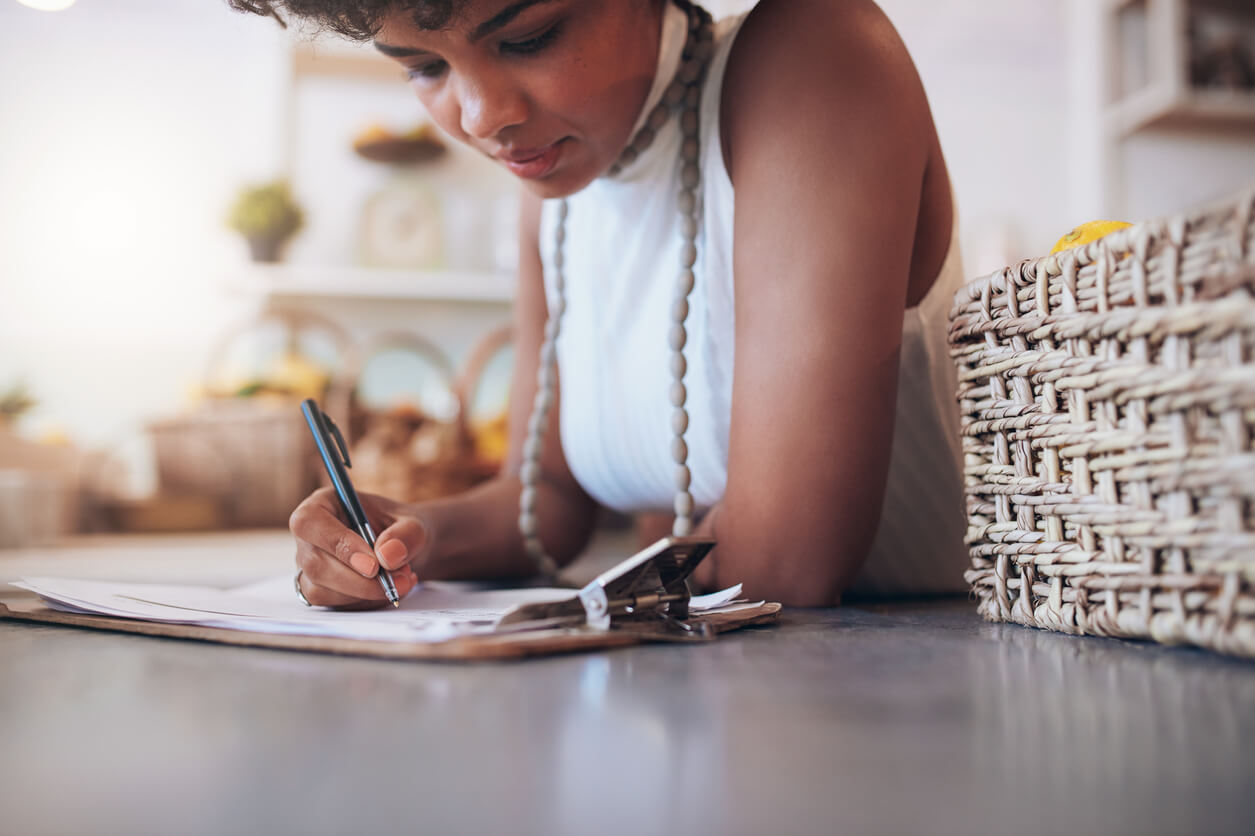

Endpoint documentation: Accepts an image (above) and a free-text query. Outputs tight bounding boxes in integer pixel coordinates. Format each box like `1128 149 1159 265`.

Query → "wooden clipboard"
0 594 780 662
0 537 781 661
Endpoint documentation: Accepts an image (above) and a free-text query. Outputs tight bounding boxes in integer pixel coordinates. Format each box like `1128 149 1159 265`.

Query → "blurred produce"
352 121 447 164
1051 220 1132 254
227 179 306 263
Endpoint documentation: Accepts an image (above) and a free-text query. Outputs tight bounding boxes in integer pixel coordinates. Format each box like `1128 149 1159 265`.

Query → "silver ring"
294 570 311 607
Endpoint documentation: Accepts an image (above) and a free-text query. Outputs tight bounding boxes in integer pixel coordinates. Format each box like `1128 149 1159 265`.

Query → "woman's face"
375 0 664 198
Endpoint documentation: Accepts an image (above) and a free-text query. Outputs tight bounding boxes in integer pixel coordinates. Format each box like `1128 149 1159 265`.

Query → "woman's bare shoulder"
721 0 932 178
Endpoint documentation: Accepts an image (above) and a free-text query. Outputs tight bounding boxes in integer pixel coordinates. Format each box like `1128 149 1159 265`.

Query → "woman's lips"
501 140 566 179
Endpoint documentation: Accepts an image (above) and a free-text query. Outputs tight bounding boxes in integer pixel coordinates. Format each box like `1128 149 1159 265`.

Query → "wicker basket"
149 308 354 529
949 187 1255 658
326 327 505 504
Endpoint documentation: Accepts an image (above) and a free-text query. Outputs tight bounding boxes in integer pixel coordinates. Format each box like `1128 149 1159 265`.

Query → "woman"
232 0 968 607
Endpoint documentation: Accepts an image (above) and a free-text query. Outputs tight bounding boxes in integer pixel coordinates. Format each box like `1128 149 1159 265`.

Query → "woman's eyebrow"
470 0 558 42
373 0 558 54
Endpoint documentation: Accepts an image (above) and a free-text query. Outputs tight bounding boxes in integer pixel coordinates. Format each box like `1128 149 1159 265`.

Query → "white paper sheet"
13 576 752 645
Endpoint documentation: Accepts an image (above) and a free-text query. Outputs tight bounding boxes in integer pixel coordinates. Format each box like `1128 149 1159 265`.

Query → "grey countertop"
2 532 1253 836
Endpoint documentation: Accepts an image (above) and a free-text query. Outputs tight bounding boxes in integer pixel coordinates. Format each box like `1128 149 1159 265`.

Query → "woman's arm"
698 0 941 605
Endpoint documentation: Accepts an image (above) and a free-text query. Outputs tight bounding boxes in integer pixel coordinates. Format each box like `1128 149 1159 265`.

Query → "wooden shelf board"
226 264 516 304
1108 88 1255 135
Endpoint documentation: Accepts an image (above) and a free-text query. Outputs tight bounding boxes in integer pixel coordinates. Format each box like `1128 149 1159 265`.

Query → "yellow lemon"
1051 220 1133 254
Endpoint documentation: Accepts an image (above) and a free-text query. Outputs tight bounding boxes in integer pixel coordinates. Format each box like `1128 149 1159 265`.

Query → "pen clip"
323 410 352 469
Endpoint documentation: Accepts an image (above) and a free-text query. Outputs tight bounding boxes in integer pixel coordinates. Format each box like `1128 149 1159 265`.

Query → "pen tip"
392 599 400 608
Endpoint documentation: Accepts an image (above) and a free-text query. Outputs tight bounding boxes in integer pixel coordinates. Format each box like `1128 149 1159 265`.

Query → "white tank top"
540 6 969 595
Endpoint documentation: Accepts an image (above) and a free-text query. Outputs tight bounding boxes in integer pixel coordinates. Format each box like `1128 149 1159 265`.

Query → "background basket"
949 187 1255 657
326 327 505 504
148 308 353 529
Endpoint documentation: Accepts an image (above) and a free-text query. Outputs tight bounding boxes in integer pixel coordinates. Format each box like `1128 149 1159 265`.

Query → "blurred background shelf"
1108 87 1255 135
223 264 516 304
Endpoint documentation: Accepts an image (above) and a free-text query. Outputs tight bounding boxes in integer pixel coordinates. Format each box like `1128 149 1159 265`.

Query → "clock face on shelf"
359 180 444 269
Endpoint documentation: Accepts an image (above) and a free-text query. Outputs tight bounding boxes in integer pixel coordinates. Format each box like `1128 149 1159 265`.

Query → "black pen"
300 398 400 607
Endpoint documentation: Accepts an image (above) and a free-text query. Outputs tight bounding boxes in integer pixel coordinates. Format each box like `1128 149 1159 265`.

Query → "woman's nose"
456 74 528 140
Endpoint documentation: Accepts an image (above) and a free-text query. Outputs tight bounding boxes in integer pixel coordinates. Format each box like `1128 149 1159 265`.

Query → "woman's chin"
517 168 600 201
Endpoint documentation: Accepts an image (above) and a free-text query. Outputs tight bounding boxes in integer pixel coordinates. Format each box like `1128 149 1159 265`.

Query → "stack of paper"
13 576 747 644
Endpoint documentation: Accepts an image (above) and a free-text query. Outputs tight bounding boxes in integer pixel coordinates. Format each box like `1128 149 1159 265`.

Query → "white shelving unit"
224 264 515 305
1103 0 1255 136
1093 0 1255 217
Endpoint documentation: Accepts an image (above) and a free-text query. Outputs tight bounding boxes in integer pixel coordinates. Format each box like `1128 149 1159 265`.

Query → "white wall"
0 0 287 448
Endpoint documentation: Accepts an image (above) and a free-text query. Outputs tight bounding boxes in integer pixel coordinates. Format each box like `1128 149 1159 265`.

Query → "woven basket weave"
949 187 1255 658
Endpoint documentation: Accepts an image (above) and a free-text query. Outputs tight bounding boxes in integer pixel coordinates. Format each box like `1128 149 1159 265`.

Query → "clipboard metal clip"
497 537 718 642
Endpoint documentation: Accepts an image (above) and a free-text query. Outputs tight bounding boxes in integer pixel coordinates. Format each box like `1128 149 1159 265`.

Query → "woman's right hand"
288 487 428 609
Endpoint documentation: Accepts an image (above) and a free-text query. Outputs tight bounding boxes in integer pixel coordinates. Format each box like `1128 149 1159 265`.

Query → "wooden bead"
523 438 542 462
672 408 689 435
672 297 689 323
669 324 687 351
520 485 537 512
674 492 694 518
681 163 700 190
685 87 701 109
549 296 566 320
679 61 700 86
680 242 697 268
527 411 547 437
554 222 565 245
677 189 696 214
520 461 541 485
681 215 698 240
634 127 656 151
673 517 693 537
664 80 686 107
674 463 691 491
670 381 687 407
676 269 696 298
518 512 538 536
682 137 699 163
557 200 568 221
670 352 687 380
671 437 688 464
681 111 698 135
544 319 561 340
618 146 638 168
553 248 564 270
648 103 670 132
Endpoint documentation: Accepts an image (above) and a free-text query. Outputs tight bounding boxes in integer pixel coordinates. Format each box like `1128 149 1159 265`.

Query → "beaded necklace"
518 1 716 576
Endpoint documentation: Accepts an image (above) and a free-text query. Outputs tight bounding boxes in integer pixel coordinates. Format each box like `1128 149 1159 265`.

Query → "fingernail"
350 553 377 577
377 539 407 567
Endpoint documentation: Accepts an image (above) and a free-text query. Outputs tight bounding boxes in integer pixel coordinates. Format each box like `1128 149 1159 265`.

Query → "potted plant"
227 179 305 263
0 381 36 432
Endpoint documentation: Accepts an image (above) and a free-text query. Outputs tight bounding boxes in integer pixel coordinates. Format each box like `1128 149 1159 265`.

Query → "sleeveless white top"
540 6 969 596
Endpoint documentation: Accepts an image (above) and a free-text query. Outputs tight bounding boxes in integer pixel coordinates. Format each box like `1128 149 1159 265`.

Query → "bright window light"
17 0 78 10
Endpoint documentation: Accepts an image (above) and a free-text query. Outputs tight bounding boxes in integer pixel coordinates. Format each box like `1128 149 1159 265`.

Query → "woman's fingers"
290 489 379 570
289 487 420 609
374 515 430 571
296 544 418 608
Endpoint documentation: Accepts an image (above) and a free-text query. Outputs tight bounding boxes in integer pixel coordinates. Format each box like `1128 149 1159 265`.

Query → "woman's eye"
501 22 563 55
407 60 447 81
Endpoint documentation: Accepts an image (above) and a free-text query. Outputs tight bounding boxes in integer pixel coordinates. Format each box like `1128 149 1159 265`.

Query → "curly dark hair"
227 1 460 41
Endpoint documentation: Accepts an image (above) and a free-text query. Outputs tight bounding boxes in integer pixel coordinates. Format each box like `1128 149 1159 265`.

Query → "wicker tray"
949 187 1255 657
